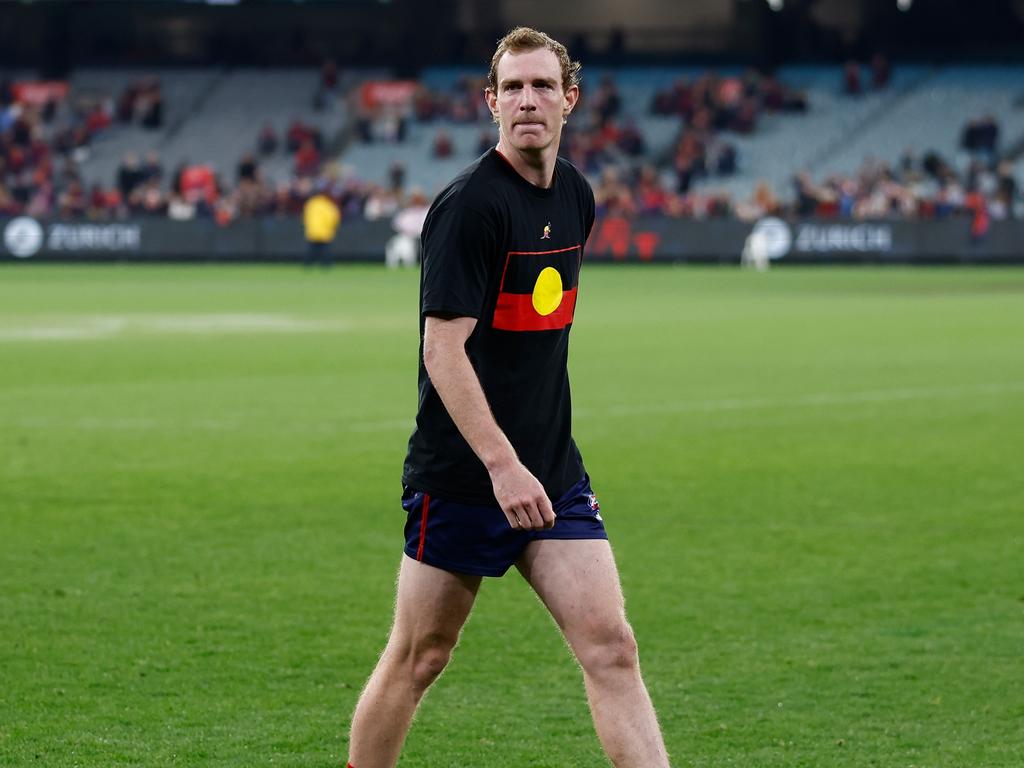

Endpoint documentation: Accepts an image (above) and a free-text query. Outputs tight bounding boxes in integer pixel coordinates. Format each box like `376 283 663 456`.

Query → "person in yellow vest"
302 184 341 268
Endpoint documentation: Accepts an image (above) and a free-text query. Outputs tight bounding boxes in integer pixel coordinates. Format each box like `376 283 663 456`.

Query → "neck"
494 137 558 189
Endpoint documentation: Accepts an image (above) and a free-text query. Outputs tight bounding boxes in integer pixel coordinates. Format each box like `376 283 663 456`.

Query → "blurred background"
1 0 1023 263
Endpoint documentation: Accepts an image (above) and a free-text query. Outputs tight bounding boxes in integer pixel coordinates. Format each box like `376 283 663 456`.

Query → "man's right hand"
422 315 555 532
489 460 556 531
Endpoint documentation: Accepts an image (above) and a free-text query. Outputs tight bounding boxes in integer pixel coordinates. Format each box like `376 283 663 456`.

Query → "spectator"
388 162 406 194
477 128 494 155
594 75 622 122
237 152 258 182
141 150 163 184
12 112 32 147
964 188 990 241
793 171 819 216
735 180 779 222
413 86 440 123
0 181 21 216
871 53 891 90
837 179 858 218
138 80 164 129
673 130 706 193
86 184 118 220
294 138 321 177
616 119 646 157
117 152 144 199
0 78 13 109
272 181 303 217
961 114 999 157
843 61 862 96
713 141 737 175
996 160 1017 214
635 165 670 216
433 129 453 159
354 107 374 143
85 102 112 135
321 59 338 92
287 119 315 152
731 98 758 134
363 184 399 220
214 197 235 227
133 180 167 216
26 181 54 217
258 123 278 155
167 191 196 221
373 108 406 143
594 166 635 217
235 176 271 218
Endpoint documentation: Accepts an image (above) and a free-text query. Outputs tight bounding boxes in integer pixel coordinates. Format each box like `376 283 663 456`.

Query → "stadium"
1 1 1022 766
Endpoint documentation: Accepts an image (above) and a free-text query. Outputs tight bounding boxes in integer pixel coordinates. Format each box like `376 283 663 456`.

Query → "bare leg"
348 555 481 768
517 539 670 767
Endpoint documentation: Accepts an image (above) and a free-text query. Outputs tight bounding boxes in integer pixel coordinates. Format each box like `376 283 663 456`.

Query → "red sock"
347 764 356 768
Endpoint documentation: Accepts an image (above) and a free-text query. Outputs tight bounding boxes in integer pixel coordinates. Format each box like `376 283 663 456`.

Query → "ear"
484 87 499 120
563 84 580 118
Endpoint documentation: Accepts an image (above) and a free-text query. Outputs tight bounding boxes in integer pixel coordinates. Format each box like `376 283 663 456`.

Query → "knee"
390 635 456 693
575 623 640 676
411 643 452 691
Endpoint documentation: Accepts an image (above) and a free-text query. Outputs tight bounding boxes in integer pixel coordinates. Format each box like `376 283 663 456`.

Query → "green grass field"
1 264 1022 767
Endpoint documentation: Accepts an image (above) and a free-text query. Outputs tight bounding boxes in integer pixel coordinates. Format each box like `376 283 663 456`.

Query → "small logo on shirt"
542 222 551 239
587 493 600 512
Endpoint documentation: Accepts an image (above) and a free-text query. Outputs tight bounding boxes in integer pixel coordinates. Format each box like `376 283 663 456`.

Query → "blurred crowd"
647 69 808 193
0 75 165 218
781 152 1020 222
93 149 418 226
842 54 892 95
592 146 1021 224
2 64 1021 227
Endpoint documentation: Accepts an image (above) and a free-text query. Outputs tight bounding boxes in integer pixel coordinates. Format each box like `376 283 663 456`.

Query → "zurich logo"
3 217 45 258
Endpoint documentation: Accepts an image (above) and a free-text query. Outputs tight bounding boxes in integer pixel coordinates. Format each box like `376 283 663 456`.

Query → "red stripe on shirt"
416 493 431 561
497 245 581 293
506 245 582 257
492 287 578 332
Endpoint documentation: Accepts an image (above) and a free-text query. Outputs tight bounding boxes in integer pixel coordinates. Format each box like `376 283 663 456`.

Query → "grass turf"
1 264 1022 767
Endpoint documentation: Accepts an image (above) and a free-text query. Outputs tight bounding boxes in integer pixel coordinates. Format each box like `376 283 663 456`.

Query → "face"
486 47 579 154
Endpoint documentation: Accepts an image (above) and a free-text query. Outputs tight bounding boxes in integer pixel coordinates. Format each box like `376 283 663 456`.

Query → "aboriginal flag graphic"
492 244 582 332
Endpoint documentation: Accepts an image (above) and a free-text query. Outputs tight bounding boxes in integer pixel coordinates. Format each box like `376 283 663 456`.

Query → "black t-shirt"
402 148 596 505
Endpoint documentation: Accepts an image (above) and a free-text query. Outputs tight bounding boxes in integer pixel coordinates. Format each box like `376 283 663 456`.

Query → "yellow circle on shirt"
532 267 564 316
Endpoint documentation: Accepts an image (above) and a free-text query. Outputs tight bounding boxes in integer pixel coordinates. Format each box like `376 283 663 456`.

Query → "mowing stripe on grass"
4 381 1021 434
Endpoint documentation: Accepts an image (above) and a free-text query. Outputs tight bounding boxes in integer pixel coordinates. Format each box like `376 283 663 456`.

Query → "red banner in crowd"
12 81 70 106
359 80 418 110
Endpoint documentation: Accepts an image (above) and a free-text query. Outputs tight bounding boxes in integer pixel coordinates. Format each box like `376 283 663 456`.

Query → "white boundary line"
0 314 347 341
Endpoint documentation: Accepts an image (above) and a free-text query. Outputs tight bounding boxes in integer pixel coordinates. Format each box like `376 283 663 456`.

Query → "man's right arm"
423 314 555 531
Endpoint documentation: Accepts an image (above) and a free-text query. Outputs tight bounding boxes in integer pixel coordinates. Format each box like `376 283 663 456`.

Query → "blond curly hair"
487 26 581 94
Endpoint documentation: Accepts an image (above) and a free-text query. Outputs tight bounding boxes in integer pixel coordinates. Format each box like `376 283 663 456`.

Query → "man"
384 188 429 269
346 27 670 768
302 182 340 268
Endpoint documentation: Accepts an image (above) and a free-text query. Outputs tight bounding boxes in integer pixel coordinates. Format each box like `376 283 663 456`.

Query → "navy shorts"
402 475 607 577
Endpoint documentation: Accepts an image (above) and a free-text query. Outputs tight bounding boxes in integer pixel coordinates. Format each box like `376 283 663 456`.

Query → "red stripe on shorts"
416 493 431 561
